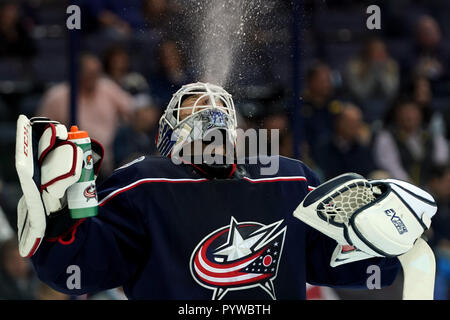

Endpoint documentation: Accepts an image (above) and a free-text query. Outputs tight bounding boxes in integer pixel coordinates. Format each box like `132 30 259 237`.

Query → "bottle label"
67 138 98 216
79 148 95 181
67 180 98 209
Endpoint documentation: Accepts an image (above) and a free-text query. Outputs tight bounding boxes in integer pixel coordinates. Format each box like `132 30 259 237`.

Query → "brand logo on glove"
83 184 97 201
23 124 30 157
385 209 408 234
190 217 286 300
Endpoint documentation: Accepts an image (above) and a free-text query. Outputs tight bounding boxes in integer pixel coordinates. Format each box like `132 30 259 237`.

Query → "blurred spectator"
410 15 449 81
37 53 133 176
262 111 293 158
386 76 447 138
102 45 150 95
427 166 450 247
404 76 447 137
345 37 399 120
444 108 450 142
88 287 127 300
143 0 169 28
113 94 161 167
0 238 39 299
0 178 17 230
316 103 376 180
80 0 146 37
0 203 13 244
373 99 449 185
148 40 191 108
143 0 183 35
35 283 71 300
425 166 450 299
367 169 391 181
0 1 36 59
300 62 342 165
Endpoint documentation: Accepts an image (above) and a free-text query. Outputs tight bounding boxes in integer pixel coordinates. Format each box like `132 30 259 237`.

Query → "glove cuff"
91 138 104 178
45 206 81 240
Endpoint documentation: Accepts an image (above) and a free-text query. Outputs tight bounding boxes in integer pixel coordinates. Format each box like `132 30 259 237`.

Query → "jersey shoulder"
279 156 321 187
97 156 195 196
242 155 320 186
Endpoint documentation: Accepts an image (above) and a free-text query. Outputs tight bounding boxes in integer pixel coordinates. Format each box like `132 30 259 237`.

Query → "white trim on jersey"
98 176 310 207
98 178 209 206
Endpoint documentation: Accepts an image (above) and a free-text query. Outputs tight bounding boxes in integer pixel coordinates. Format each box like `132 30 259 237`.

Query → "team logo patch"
83 184 97 201
190 217 287 300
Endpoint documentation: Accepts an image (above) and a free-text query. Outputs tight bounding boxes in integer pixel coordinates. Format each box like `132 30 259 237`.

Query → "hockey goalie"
15 82 436 300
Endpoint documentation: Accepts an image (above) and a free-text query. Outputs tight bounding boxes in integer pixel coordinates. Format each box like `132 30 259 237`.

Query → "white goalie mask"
156 82 238 159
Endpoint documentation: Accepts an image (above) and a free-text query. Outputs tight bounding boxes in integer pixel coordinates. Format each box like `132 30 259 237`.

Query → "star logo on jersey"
190 217 287 300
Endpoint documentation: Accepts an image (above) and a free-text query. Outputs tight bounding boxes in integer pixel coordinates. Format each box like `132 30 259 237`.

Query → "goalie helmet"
156 82 237 159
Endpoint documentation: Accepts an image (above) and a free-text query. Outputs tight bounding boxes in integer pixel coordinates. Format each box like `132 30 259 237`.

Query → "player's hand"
15 115 103 257
293 173 436 264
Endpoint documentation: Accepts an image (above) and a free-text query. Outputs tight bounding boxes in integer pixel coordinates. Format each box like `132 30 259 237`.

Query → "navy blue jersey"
31 156 400 300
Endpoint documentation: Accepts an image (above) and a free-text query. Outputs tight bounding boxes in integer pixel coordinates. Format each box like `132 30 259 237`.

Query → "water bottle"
66 125 98 219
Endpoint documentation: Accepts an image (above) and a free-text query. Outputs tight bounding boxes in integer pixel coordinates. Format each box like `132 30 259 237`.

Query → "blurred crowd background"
0 0 449 300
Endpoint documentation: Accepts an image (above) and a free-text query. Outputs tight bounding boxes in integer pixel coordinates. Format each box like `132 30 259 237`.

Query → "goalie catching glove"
294 173 436 266
15 115 103 258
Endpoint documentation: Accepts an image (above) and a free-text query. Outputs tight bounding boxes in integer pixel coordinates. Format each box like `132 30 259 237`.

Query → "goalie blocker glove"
15 115 103 258
293 173 436 267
